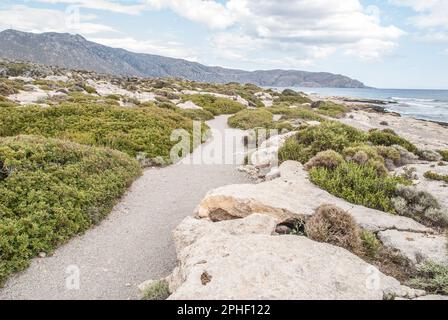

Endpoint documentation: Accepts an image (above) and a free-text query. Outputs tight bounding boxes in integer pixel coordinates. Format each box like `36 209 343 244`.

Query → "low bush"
228 109 273 130
392 185 448 227
276 89 311 105
279 122 367 164
179 109 215 121
407 262 448 295
142 280 171 300
0 135 141 285
269 106 323 122
368 129 418 154
0 103 200 164
0 96 17 108
360 230 382 259
305 204 363 254
304 150 344 171
424 171 448 183
183 94 245 115
310 162 408 213
439 150 448 162
312 101 349 118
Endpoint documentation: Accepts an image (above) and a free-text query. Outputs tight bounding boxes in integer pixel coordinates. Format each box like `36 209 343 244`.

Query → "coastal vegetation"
424 171 448 183
228 109 274 130
278 121 419 214
0 135 141 285
182 94 245 115
408 262 448 295
0 103 203 164
141 280 170 300
312 101 349 118
439 150 448 162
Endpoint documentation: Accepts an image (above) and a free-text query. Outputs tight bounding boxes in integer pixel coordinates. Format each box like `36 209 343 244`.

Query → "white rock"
176 101 202 110
44 75 69 82
195 161 431 233
378 230 448 266
168 214 413 300
265 167 281 181
8 76 33 83
306 121 321 126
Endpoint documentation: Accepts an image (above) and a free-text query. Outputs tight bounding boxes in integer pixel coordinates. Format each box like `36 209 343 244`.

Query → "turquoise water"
282 87 448 124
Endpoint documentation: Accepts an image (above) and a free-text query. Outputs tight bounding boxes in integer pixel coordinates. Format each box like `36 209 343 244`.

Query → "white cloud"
89 36 199 61
390 0 448 36
203 0 404 63
36 0 146 15
146 0 235 29
0 5 115 34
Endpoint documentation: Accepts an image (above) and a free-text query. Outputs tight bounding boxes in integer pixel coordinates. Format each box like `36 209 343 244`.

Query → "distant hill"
0 29 366 88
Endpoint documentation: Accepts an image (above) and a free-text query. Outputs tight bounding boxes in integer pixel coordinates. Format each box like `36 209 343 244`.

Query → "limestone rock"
195 161 430 233
168 214 415 300
249 131 297 169
177 101 202 110
378 230 448 266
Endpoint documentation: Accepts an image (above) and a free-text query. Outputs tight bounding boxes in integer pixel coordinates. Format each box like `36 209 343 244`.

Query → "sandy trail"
0 116 250 300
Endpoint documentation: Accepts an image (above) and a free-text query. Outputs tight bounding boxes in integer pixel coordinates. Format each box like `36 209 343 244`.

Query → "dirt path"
0 116 250 300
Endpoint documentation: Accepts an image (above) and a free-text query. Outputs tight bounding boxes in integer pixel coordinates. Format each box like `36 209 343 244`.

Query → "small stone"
38 252 46 258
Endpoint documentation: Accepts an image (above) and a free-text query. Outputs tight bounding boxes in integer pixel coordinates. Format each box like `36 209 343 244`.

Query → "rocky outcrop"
196 161 430 233
378 230 448 266
167 214 423 300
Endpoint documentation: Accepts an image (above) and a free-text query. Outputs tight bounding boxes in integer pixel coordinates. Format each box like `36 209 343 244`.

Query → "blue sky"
0 0 447 89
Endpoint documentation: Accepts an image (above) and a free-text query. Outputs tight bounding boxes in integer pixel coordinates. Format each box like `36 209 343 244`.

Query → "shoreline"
307 92 448 127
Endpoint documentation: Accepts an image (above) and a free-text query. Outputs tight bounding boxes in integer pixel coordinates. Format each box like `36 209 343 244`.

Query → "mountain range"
0 29 366 88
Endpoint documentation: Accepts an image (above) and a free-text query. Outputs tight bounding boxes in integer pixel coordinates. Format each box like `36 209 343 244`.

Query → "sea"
283 87 448 124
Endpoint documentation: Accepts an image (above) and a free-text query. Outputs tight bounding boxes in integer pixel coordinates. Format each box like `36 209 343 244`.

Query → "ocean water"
283 87 448 124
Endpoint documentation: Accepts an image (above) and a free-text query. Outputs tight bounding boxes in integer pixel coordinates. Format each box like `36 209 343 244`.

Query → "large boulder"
167 214 421 300
378 230 448 266
195 161 430 233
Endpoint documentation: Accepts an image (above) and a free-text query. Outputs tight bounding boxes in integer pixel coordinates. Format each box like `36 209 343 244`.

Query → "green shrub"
312 101 349 118
105 94 121 101
269 106 323 121
183 94 245 115
0 97 17 108
392 185 447 227
228 109 273 130
310 162 408 213
0 103 199 164
360 230 382 259
343 145 383 164
424 171 448 183
0 135 141 284
305 204 363 254
142 280 170 300
179 109 215 121
276 89 311 105
407 262 448 295
83 85 97 94
5 63 29 77
279 122 367 164
439 150 448 162
368 129 418 154
304 150 344 171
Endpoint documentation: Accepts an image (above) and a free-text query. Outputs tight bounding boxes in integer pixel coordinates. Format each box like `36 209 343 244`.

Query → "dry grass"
305 204 363 254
